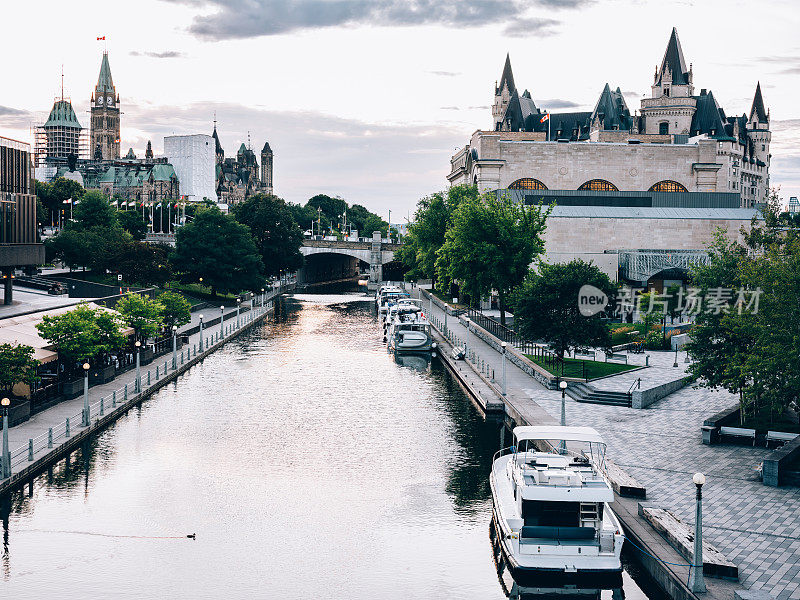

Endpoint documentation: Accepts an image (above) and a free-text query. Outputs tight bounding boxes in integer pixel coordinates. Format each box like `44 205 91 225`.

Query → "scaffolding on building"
34 97 89 168
617 249 710 283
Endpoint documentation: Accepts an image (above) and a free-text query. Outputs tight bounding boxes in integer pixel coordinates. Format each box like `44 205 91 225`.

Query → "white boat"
490 426 623 584
386 302 434 353
376 286 407 314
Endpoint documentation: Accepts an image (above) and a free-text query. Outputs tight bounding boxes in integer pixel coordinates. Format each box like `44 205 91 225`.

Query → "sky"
1 0 799 217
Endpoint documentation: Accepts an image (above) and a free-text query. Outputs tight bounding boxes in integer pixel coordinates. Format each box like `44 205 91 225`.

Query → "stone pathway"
416 289 800 600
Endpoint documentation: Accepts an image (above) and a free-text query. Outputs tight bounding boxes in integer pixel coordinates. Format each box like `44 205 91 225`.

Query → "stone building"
212 124 274 204
89 52 121 161
97 160 179 202
449 28 770 209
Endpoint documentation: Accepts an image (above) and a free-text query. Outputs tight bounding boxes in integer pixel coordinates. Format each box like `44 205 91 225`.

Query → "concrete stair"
566 381 632 407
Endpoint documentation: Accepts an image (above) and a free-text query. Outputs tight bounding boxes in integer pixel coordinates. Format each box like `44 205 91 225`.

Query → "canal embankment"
416 286 755 600
0 286 292 497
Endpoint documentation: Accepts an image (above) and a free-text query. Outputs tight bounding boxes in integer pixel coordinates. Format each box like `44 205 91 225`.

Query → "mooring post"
48 428 53 448
65 417 70 438
124 384 128 401
28 438 33 461
99 397 104 416
112 390 116 408
156 365 160 379
147 371 151 386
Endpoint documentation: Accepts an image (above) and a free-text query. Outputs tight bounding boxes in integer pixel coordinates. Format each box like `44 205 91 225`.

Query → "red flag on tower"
97 36 105 40
540 113 550 123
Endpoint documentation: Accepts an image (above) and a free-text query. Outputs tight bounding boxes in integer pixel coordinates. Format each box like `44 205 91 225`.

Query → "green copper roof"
237 143 247 154
95 52 115 95
151 163 176 181
44 99 83 129
99 166 117 183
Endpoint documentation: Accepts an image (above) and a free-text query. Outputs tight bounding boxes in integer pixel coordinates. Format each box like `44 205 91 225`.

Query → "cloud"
440 106 460 110
540 98 581 109
754 55 800 75
503 17 560 38
124 100 466 213
622 90 641 98
0 105 33 129
130 50 186 58
160 0 586 40
428 70 460 77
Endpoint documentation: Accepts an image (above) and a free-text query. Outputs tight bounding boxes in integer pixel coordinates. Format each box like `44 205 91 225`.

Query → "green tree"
116 242 173 287
36 304 105 371
398 185 478 284
118 209 147 240
306 194 347 227
436 191 550 324
93 309 128 361
73 191 118 229
171 206 265 296
0 344 40 394
36 178 85 226
157 291 192 332
232 194 304 277
115 294 163 343
515 260 616 359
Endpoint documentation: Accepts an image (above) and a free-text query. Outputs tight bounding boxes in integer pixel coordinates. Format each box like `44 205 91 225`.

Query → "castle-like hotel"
449 28 770 209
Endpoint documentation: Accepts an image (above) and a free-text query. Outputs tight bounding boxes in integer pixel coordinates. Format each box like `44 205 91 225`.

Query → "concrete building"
1 136 44 304
163 134 217 203
449 28 770 209
89 52 121 161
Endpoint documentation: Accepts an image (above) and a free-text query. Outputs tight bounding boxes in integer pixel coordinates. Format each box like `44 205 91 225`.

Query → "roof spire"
95 51 115 95
750 81 768 123
499 53 516 95
657 27 690 86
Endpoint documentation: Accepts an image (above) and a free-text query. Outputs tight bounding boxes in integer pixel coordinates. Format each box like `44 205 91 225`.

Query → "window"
649 180 688 193
509 178 548 190
578 179 618 192
659 122 669 135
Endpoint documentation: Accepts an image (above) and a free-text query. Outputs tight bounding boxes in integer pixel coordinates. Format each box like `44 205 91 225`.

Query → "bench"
719 426 756 446
765 431 799 447
605 352 628 364
574 349 596 361
638 504 738 580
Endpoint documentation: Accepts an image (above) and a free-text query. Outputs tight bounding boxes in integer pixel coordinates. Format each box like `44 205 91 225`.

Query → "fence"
4 293 285 475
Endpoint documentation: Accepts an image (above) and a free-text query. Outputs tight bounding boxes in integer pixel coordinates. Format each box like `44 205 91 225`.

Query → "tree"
115 293 163 343
93 309 128 361
118 209 147 240
232 194 304 277
36 178 85 226
0 344 40 395
398 185 478 284
115 242 173 287
171 206 265 296
157 291 192 331
515 260 616 359
36 304 105 372
436 191 550 324
306 194 347 226
73 190 118 229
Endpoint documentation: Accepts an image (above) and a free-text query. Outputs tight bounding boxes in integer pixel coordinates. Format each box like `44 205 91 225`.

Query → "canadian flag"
97 36 105 40
540 113 550 123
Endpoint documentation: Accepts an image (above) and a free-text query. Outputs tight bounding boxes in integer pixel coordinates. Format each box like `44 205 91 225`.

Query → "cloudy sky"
2 0 799 216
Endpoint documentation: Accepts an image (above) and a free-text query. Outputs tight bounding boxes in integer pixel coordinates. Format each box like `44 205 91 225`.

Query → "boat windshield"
512 436 607 471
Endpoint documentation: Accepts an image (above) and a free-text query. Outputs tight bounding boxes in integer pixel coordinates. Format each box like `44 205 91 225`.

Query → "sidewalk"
416 288 800 600
2 291 284 487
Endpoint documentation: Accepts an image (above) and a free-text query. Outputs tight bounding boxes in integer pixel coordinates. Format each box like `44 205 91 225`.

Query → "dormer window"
664 87 670 97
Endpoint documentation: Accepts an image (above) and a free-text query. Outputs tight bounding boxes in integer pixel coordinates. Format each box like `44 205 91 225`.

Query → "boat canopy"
513 426 605 445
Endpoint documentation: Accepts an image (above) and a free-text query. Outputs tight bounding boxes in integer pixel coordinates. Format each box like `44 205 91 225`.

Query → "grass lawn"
525 354 639 380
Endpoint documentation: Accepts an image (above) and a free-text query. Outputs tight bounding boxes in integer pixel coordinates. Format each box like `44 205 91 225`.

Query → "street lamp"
673 346 679 368
82 362 91 426
220 305 225 338
199 313 204 343
1 397 10 479
464 317 471 356
501 341 508 396
559 380 568 453
260 288 265 308
134 341 141 393
236 298 241 329
172 325 178 369
689 472 707 593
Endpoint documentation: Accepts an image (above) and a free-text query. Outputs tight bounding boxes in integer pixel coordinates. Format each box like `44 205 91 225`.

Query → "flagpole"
548 111 551 141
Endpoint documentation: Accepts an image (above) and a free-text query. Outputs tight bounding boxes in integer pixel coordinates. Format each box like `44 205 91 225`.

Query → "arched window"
509 178 548 190
649 180 688 193
578 179 618 192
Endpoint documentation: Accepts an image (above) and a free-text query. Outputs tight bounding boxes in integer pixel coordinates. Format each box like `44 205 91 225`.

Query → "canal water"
1 292 665 599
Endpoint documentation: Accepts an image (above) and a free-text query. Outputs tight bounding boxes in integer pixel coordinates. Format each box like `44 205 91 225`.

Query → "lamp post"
172 325 178 370
1 397 10 479
261 288 265 308
236 298 241 329
220 305 225 338
134 341 141 393
559 380 568 453
82 362 91 426
199 314 204 344
673 346 679 368
464 317 471 356
501 341 508 396
689 472 707 593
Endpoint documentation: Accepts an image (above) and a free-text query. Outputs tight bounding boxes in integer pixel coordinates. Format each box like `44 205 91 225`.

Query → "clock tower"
89 51 120 161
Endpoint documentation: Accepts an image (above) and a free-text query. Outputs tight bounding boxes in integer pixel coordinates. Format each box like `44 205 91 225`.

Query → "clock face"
97 96 104 106
107 96 114 106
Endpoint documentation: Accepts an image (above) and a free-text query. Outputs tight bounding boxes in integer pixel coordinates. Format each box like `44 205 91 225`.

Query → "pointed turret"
145 140 153 160
498 53 516 95
749 82 768 123
95 51 115 96
657 28 689 86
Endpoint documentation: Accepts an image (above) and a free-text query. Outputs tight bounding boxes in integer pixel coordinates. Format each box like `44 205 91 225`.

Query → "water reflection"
393 351 434 372
0 292 663 599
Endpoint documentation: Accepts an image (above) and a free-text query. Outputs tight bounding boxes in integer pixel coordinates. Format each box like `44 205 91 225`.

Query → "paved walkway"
3 299 274 480
416 289 800 600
